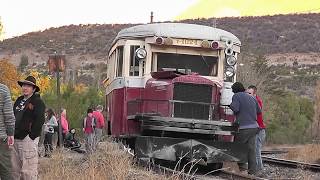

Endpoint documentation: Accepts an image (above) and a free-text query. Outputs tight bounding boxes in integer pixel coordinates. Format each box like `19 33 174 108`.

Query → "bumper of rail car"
135 136 247 164
128 114 237 136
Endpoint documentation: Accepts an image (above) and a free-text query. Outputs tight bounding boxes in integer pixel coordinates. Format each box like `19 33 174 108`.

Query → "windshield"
156 53 218 76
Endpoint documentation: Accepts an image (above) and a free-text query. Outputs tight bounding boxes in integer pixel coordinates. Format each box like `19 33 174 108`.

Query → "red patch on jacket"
27 103 34 110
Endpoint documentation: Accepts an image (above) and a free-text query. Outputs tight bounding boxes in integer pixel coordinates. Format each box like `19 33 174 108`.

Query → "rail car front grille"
173 83 212 120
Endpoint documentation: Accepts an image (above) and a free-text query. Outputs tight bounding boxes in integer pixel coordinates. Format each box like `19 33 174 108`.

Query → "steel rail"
126 144 266 179
136 158 197 180
261 150 288 155
262 156 320 172
218 170 266 180
136 157 267 180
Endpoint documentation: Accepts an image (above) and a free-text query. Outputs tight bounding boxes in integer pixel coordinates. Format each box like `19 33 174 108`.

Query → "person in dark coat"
230 82 261 175
12 75 46 180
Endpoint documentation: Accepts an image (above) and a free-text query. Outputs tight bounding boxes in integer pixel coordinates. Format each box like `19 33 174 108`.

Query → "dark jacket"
230 92 261 129
13 93 46 140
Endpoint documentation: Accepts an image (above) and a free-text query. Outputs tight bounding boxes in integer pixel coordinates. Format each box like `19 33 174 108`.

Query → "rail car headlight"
225 47 233 56
201 40 210 48
225 66 235 77
226 55 237 66
226 39 233 48
211 41 219 49
155 37 164 45
164 37 173 45
135 48 147 59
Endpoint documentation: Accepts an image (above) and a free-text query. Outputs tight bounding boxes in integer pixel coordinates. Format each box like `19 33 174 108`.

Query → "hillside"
0 13 319 98
181 13 320 54
1 13 320 67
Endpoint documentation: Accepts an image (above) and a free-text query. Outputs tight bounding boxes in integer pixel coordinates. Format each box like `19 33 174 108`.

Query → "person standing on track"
230 82 261 175
247 85 266 172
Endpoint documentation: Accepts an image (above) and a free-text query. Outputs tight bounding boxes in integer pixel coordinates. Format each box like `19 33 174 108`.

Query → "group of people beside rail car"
230 82 266 176
82 105 106 154
0 75 105 180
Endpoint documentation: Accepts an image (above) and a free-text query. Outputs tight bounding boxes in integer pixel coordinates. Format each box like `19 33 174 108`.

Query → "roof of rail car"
113 23 241 45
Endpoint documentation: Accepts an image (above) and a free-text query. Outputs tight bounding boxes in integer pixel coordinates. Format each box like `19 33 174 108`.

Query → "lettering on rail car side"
175 39 199 46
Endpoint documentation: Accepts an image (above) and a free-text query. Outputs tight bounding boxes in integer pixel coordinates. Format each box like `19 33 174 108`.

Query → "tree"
237 53 271 98
312 80 320 139
42 83 103 129
0 59 21 99
0 17 3 40
267 91 313 144
26 70 51 96
19 54 29 72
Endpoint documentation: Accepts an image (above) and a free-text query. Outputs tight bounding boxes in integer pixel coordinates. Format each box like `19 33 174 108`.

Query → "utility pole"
48 53 66 148
150 11 154 23
212 18 217 28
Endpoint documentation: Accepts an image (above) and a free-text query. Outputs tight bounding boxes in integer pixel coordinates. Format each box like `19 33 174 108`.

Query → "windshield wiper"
201 55 210 68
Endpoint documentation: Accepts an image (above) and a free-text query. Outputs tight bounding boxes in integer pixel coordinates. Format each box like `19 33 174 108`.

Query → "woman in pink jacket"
57 108 69 147
61 108 69 136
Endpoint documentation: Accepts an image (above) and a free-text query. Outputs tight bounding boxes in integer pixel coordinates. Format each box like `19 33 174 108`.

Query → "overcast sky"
0 0 197 39
2 0 319 39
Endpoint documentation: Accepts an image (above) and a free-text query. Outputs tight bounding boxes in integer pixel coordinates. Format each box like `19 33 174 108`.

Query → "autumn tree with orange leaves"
0 59 52 99
0 18 3 40
0 58 103 128
0 59 21 99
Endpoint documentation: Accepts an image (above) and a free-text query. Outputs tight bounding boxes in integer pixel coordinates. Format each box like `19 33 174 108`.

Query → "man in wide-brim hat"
17 76 40 92
11 75 45 179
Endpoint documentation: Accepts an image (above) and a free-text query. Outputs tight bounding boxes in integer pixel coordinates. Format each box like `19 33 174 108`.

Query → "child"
83 108 96 154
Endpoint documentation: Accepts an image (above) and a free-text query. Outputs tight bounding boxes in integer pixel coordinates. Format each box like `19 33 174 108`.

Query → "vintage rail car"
104 23 246 165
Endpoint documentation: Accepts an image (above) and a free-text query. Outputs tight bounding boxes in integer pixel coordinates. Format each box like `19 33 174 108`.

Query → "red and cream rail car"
104 23 246 165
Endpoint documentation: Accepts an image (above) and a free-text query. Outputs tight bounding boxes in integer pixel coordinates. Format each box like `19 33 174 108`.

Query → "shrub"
42 82 104 129
266 91 313 144
19 54 29 72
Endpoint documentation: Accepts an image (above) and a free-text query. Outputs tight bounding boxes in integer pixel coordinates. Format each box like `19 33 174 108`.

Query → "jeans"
0 138 14 180
234 128 259 175
44 133 53 157
94 128 103 150
256 129 266 171
85 133 94 154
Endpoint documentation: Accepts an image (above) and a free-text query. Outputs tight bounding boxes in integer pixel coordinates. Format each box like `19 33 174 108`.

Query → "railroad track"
214 170 266 180
127 144 265 179
262 156 320 172
137 158 267 180
261 150 288 155
136 158 197 179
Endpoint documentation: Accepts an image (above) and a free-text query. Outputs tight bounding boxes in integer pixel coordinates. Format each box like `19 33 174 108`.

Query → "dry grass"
39 140 184 180
284 144 320 164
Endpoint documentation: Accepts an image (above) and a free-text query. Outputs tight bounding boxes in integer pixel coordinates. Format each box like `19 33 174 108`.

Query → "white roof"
114 23 241 45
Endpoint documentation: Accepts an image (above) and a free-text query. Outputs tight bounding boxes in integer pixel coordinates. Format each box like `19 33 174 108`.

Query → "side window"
151 52 157 72
130 46 140 76
107 51 116 80
116 46 124 77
